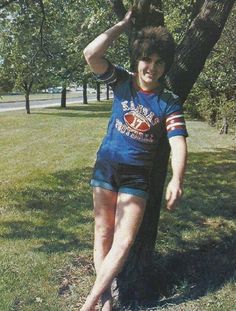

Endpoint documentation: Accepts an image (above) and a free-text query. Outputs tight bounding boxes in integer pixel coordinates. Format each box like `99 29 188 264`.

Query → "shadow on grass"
1 167 94 254
1 147 235 307
32 102 112 119
155 235 236 308
152 148 236 307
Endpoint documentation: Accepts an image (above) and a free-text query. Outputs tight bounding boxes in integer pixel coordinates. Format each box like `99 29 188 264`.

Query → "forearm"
165 136 187 210
83 11 131 74
170 137 187 184
84 20 128 60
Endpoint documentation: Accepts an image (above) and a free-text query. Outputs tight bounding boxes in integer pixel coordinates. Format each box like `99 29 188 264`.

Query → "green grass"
0 102 235 311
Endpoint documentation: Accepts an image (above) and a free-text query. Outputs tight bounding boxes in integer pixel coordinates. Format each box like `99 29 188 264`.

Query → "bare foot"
80 304 96 311
80 295 97 311
101 299 112 311
101 291 112 311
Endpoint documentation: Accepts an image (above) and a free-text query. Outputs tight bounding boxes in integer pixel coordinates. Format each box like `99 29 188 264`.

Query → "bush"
185 88 235 134
218 98 236 126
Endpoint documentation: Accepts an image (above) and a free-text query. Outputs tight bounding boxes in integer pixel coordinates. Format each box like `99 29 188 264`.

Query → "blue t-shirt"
95 63 188 167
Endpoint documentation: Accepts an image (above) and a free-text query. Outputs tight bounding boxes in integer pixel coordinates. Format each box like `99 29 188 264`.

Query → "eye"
155 59 165 66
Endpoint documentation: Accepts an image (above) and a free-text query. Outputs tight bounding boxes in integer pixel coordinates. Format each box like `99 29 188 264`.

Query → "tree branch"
38 0 46 49
28 0 53 63
189 0 205 21
167 0 235 103
37 0 52 58
132 0 164 29
108 0 127 20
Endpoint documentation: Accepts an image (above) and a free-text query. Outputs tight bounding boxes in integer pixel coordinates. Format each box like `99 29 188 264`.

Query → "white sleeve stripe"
167 122 186 130
106 77 118 84
97 76 117 84
97 67 116 82
166 114 184 122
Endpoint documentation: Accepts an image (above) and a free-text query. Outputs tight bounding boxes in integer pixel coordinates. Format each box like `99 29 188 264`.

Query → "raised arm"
165 135 187 211
83 11 132 75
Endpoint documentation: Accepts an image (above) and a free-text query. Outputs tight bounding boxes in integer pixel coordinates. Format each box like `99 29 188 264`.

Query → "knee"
95 224 114 241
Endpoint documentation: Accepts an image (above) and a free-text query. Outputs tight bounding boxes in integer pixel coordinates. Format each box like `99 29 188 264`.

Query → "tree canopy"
0 0 234 125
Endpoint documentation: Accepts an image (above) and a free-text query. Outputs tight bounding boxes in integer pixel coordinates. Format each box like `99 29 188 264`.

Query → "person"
82 10 188 311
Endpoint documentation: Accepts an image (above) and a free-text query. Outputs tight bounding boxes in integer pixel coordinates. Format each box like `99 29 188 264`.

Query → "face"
136 54 165 90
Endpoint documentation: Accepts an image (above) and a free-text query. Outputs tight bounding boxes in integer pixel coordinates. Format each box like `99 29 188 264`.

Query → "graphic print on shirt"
124 111 150 132
115 100 161 144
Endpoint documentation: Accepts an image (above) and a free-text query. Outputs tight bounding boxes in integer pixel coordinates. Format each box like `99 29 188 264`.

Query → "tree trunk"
209 107 217 126
110 0 235 307
113 135 170 307
167 0 235 102
25 91 30 114
106 84 110 100
23 81 33 114
96 82 101 101
61 86 67 108
219 116 229 134
83 80 88 104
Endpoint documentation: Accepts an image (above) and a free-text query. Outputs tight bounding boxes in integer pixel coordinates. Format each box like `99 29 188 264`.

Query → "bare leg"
80 192 146 311
93 188 117 311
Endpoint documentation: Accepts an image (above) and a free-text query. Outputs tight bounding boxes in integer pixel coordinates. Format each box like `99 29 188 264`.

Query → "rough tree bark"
109 0 235 308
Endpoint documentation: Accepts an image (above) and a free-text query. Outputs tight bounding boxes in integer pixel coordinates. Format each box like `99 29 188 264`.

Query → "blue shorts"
90 159 151 199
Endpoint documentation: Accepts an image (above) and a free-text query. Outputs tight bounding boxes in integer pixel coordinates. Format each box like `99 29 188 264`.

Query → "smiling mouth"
146 73 155 78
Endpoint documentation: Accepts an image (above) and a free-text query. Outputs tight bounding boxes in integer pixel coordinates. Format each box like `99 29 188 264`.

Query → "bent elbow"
83 47 89 60
83 47 94 63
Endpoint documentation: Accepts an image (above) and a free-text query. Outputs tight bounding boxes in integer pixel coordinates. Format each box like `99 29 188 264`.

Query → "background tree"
40 0 87 108
0 1 52 113
0 0 131 108
186 5 236 131
0 0 85 110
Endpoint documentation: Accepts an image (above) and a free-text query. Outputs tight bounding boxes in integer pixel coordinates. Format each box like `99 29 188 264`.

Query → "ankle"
81 294 97 311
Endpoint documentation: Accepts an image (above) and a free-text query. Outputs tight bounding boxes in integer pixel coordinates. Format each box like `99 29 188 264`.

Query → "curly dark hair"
131 26 175 76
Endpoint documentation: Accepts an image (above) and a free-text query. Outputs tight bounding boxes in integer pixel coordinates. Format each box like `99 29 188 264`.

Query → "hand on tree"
121 9 135 28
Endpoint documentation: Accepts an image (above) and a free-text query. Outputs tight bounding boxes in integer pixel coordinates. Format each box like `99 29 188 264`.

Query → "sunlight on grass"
155 120 236 310
0 104 235 310
0 103 110 311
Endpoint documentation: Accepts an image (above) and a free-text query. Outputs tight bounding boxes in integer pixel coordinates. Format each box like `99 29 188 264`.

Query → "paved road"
0 92 110 112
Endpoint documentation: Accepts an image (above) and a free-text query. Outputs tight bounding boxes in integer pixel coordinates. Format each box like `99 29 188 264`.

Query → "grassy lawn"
0 102 235 311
